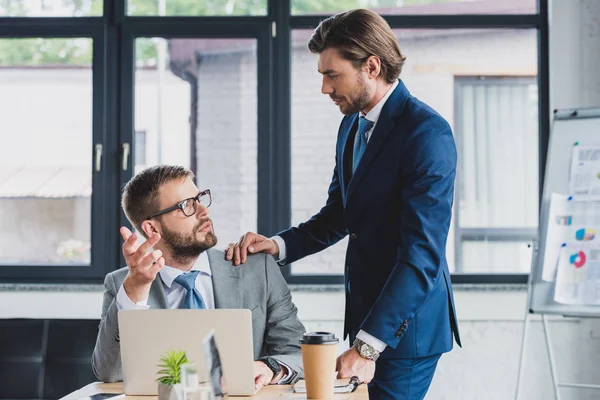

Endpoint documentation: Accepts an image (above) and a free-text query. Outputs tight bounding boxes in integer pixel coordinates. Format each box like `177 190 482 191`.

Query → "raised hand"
120 226 164 302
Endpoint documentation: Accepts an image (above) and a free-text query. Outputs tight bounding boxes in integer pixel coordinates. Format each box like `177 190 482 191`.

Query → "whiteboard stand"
515 108 600 399
515 245 600 400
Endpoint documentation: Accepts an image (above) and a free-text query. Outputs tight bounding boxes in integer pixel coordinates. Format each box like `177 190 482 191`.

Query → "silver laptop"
118 309 258 396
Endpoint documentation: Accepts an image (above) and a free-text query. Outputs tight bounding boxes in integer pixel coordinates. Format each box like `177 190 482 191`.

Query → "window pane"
461 241 533 273
0 38 93 264
292 0 536 15
135 38 258 245
290 28 538 275
0 0 102 17
127 0 266 16
457 79 539 229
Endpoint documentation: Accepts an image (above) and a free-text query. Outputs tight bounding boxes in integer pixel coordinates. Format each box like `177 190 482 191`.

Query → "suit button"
350 233 357 240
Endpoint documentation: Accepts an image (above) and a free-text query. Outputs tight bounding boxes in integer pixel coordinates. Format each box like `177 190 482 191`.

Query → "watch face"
360 343 374 358
265 358 281 374
359 343 369 356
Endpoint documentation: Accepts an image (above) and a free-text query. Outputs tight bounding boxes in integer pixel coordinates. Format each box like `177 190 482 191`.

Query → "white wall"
549 0 600 111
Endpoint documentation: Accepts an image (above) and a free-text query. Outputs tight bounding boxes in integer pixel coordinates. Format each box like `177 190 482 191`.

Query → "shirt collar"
360 80 399 124
159 251 212 288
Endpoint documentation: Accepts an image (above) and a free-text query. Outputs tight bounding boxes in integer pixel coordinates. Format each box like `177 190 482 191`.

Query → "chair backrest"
0 319 99 400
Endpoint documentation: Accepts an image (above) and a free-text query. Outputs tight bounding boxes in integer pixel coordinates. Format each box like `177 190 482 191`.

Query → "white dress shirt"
116 251 293 383
116 251 214 310
271 81 400 354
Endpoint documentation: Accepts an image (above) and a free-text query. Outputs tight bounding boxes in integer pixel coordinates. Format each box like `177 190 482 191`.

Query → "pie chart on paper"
569 251 587 268
575 228 596 241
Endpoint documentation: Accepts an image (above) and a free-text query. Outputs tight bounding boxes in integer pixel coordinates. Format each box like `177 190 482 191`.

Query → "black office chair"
0 319 99 400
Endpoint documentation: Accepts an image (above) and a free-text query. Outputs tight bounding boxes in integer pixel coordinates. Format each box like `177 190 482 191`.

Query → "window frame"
0 17 112 282
281 1 549 285
0 0 549 284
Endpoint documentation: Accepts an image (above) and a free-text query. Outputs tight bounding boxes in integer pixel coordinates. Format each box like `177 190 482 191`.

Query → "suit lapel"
346 80 409 203
206 249 243 309
339 113 358 206
148 277 168 309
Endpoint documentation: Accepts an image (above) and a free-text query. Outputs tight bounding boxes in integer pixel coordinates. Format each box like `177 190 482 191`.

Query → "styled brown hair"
308 9 406 84
122 165 194 236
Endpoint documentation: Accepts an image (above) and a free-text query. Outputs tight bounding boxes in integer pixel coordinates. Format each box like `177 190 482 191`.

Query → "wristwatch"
260 357 282 378
353 338 380 361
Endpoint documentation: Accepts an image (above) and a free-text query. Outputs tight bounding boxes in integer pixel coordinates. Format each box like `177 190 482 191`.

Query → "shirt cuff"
272 361 296 385
116 284 150 310
270 236 287 264
356 330 387 353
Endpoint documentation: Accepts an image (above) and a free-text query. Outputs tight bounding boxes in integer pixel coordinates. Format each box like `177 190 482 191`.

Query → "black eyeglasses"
147 189 212 220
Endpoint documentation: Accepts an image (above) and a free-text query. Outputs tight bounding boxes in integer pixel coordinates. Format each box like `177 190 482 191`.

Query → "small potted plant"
157 350 188 400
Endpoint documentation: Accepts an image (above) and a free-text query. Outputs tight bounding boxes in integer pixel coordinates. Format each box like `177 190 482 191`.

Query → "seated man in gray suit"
92 165 305 389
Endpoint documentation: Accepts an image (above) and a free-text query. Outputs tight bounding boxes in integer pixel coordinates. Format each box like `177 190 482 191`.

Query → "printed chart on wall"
554 245 600 305
568 144 600 200
542 193 600 282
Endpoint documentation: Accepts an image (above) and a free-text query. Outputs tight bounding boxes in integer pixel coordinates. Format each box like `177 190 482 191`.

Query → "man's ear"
141 219 160 238
365 55 381 79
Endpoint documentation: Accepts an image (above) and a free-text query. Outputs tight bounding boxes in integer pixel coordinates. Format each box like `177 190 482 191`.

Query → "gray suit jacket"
91 249 305 382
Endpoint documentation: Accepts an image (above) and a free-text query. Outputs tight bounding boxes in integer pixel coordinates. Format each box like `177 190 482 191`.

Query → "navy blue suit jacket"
279 80 461 359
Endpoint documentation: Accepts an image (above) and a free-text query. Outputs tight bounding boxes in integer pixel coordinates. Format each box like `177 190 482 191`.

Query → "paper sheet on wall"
554 244 600 305
541 193 600 281
568 145 600 200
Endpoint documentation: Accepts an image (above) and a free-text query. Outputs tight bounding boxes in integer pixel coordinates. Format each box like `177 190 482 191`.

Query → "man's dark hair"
308 9 406 83
122 165 194 237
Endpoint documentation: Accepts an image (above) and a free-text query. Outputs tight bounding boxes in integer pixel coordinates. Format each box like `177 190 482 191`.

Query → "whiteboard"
529 107 600 316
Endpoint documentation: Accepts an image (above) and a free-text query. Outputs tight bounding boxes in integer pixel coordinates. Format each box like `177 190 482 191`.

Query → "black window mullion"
0 18 104 36
538 0 550 205
268 0 294 281
106 0 126 274
117 23 135 268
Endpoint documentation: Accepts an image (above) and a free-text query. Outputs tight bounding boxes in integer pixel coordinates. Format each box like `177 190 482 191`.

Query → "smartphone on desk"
85 393 126 400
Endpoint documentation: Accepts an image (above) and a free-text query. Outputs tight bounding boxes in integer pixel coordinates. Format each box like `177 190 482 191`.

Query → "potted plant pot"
158 382 184 400
156 350 189 400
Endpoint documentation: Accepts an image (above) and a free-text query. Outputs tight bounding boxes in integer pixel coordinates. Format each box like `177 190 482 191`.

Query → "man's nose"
196 202 209 219
322 78 333 95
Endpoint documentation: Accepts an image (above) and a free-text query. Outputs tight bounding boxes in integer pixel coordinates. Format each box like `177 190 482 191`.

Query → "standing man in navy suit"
226 9 461 400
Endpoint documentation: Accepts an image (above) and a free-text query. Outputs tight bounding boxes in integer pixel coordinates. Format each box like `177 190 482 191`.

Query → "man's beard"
161 218 218 264
338 75 372 115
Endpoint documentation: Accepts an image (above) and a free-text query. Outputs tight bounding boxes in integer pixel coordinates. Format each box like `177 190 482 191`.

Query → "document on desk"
293 377 362 394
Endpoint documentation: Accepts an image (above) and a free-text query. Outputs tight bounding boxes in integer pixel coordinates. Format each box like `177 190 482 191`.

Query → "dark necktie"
353 116 374 173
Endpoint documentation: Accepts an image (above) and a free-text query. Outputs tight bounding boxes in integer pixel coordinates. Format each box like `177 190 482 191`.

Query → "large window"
0 38 93 265
454 77 538 274
134 38 259 244
0 1 103 17
289 27 544 282
0 0 548 283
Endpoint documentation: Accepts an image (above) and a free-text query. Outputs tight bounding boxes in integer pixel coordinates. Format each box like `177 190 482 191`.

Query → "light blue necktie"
353 116 374 173
174 270 206 309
